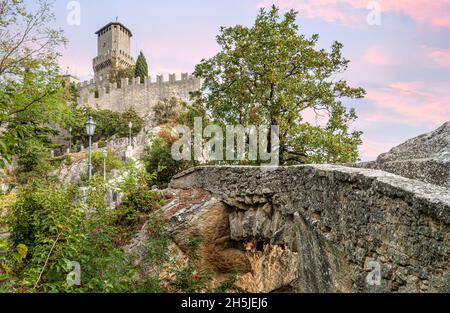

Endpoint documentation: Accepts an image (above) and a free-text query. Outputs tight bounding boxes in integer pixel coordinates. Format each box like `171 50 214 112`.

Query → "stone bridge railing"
170 165 449 293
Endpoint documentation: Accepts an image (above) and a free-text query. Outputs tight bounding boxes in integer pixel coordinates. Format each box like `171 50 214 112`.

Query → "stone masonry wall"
170 165 450 293
77 73 201 117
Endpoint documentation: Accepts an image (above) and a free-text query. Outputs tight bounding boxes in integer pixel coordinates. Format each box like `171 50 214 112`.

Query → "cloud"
429 48 450 68
356 81 450 160
259 0 450 28
363 81 450 127
363 46 395 65
359 138 397 160
257 0 364 25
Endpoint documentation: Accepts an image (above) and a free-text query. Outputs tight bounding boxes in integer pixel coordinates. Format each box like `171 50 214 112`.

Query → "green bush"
153 98 184 125
143 135 192 187
144 213 170 263
91 149 122 177
120 188 164 214
97 140 107 149
16 142 54 184
169 235 213 293
115 188 165 227
50 154 73 168
109 66 135 87
5 183 86 290
67 106 144 147
2 178 136 292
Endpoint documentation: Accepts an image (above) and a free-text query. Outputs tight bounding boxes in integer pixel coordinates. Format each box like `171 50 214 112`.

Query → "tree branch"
8 90 55 117
34 230 62 289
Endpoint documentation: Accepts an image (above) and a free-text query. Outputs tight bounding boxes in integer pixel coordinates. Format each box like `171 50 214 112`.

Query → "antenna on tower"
116 16 119 22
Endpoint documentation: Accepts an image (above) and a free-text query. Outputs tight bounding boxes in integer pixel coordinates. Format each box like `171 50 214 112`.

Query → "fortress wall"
77 73 201 116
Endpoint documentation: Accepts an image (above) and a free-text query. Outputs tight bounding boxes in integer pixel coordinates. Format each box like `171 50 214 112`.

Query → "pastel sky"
43 0 450 161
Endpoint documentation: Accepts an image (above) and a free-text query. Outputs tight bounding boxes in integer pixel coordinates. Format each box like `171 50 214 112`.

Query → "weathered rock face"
169 165 449 293
356 122 450 188
158 188 300 293
378 122 450 162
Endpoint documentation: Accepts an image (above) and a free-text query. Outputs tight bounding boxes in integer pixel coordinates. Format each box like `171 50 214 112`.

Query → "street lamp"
85 116 96 180
102 148 107 181
68 126 72 154
128 121 133 147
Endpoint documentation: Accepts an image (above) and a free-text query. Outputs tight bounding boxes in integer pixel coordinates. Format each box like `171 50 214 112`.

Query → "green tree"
66 106 144 150
15 140 54 184
109 66 135 87
193 6 365 164
0 0 68 168
119 107 144 138
134 51 149 82
143 133 192 187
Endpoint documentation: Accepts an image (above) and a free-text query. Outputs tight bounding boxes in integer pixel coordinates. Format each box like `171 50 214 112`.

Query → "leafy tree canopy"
0 0 68 168
67 106 144 149
193 6 366 164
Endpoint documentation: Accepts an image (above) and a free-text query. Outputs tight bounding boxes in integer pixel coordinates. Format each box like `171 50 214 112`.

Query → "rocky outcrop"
168 165 449 293
356 122 450 188
377 122 450 162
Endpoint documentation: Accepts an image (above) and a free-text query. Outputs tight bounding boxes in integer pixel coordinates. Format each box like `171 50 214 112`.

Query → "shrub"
171 264 213 293
91 149 122 177
50 154 73 168
142 132 193 187
153 98 184 125
5 183 86 290
169 235 213 292
0 193 15 231
120 188 164 214
144 213 170 263
115 188 165 227
68 106 144 147
97 140 107 149
2 178 136 292
16 142 54 184
109 66 135 87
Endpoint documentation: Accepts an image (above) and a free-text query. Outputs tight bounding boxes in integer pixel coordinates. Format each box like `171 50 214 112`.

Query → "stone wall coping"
171 165 450 224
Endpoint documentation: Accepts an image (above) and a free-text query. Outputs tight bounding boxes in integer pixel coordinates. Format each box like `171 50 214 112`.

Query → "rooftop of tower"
95 22 133 37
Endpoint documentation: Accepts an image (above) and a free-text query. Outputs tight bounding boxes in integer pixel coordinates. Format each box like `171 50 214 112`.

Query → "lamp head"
85 116 96 136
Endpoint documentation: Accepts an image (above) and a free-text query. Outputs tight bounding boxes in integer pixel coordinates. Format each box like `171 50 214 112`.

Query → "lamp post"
68 126 72 154
102 148 107 181
128 121 133 147
85 117 96 180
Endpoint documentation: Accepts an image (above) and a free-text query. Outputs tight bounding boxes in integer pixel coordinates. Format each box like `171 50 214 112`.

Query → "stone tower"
93 22 135 80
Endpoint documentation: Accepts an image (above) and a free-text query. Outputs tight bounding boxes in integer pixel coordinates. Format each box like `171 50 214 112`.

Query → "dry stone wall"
170 165 450 293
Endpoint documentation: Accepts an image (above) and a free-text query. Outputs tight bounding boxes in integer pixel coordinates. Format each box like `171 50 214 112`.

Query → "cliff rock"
357 122 450 188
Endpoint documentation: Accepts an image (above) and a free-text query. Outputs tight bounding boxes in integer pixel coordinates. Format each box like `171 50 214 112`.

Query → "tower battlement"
77 72 195 91
93 22 134 80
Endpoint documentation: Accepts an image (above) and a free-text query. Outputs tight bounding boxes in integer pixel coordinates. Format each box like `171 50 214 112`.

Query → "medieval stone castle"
75 22 201 116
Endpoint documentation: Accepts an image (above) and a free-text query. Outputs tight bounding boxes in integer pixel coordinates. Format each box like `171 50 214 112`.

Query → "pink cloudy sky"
43 0 450 161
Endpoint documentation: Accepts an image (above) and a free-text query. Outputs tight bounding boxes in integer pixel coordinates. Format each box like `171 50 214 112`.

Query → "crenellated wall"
76 73 201 117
